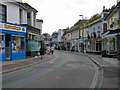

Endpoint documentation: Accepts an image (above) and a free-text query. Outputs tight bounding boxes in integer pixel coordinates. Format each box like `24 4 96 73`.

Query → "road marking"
49 62 54 63
90 58 100 88
90 65 99 88
56 76 60 79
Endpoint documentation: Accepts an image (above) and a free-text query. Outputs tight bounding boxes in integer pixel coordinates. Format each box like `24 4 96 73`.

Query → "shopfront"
0 21 26 62
102 33 119 56
106 34 117 54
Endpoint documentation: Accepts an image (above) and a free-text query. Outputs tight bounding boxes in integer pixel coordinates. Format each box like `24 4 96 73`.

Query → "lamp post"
79 15 84 53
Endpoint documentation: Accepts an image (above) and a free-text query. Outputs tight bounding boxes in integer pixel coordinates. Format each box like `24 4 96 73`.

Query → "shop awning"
105 33 118 38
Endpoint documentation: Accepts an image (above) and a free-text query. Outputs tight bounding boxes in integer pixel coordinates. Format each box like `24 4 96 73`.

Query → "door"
5 34 11 61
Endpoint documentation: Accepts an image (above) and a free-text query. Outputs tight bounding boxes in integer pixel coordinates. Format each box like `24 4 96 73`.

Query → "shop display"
0 34 5 54
12 36 25 52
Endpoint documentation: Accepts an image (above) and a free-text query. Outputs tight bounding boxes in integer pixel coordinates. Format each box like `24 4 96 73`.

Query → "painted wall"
107 9 120 30
36 20 42 30
20 8 27 24
1 2 27 24
1 2 19 23
88 21 103 38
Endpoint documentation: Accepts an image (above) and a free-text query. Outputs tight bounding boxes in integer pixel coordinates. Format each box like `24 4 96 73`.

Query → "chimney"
103 6 105 11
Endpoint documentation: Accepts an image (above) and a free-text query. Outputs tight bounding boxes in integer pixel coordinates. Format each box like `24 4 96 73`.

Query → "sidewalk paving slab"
77 52 119 89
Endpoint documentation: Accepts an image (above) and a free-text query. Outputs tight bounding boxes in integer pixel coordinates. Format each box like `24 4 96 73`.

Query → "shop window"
32 35 35 40
0 34 5 54
108 37 117 53
12 35 25 52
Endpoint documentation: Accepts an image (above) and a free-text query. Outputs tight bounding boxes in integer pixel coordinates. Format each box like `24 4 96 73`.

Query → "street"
3 51 100 88
1 0 120 89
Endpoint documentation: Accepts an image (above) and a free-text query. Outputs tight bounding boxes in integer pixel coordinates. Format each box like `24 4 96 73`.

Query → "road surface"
3 51 100 88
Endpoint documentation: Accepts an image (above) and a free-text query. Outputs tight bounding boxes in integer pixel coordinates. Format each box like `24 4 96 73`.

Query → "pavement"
73 52 119 89
86 53 119 89
0 54 55 75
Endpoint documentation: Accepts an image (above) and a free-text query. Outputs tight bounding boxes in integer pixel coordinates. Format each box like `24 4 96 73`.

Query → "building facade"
0 1 43 61
0 21 26 62
102 2 120 57
19 3 43 57
0 2 27 62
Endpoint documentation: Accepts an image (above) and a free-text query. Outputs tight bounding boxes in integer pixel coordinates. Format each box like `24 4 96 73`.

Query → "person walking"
39 47 45 59
46 45 50 54
50 46 55 54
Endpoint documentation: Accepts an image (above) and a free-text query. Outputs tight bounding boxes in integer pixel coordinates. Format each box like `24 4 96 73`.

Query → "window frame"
0 4 7 22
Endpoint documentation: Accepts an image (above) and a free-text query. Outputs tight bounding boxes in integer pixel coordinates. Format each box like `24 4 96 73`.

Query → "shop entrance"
5 34 11 61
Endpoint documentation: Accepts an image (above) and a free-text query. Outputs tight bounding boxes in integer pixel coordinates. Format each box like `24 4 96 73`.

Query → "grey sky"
23 0 117 35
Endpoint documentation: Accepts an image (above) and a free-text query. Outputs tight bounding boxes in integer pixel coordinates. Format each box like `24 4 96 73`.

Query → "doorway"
5 34 11 61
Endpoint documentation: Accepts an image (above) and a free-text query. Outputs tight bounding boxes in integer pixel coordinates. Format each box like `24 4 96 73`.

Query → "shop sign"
0 22 26 33
96 38 102 41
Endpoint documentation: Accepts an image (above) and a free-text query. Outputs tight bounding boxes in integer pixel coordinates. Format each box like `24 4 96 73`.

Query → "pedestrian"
46 45 50 54
50 46 55 54
39 47 45 59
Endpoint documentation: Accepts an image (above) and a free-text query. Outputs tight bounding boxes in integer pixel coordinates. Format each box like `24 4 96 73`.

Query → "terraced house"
102 1 120 57
0 0 43 62
19 3 43 57
64 10 108 53
0 1 27 62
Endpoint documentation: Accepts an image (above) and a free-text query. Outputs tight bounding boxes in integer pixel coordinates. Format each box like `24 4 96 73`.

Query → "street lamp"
79 15 84 53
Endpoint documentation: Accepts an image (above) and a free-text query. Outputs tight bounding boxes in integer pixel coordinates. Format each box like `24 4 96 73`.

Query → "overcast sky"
23 0 117 35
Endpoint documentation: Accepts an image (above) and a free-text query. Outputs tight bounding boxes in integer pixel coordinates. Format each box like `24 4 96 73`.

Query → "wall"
107 11 119 30
1 2 27 24
20 8 27 24
1 2 19 23
88 21 103 38
36 21 42 30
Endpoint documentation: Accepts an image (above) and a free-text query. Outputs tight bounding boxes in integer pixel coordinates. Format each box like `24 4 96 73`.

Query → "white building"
57 29 64 42
0 1 27 24
0 1 44 57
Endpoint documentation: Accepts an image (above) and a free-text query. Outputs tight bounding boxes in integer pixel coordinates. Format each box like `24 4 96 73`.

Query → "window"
27 12 31 19
103 23 107 32
93 28 95 32
0 4 7 22
119 10 120 19
0 34 5 54
33 13 36 26
19 8 22 24
108 37 117 53
12 35 25 52
27 12 31 25
98 26 100 29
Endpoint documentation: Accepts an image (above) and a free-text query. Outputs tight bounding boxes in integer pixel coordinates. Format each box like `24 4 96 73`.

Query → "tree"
42 33 51 40
51 32 58 38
